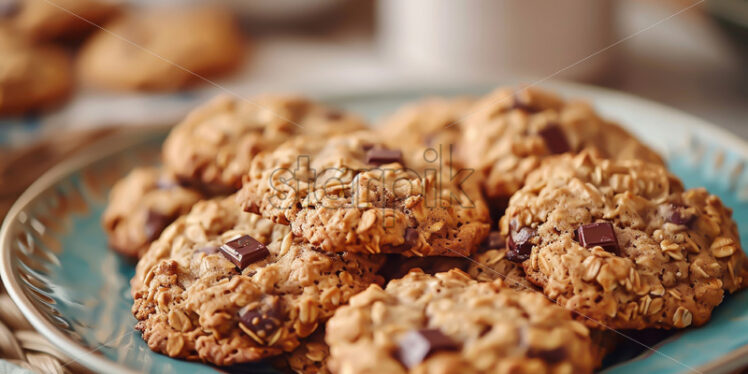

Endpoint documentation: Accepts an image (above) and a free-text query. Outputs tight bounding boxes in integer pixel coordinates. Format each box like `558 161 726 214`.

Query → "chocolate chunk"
662 203 695 227
397 329 459 368
219 235 269 270
507 226 535 262
238 299 283 342
538 124 570 154
175 175 234 196
528 346 566 363
144 210 173 242
404 228 419 247
483 231 505 250
576 222 618 253
366 148 403 166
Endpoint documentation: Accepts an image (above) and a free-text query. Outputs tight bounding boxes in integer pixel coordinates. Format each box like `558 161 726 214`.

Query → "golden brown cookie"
458 86 664 211
502 151 748 329
77 6 243 92
0 29 72 115
131 196 384 365
237 132 491 257
325 269 596 374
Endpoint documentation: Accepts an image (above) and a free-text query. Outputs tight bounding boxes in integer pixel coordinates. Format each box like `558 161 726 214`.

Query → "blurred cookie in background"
376 96 475 167
0 28 73 115
76 5 244 92
4 0 120 42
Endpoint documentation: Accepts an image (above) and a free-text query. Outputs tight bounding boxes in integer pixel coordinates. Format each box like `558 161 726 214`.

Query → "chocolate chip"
144 210 173 242
219 235 269 270
507 226 535 262
404 228 419 247
238 299 283 342
396 329 459 368
528 346 566 363
662 203 695 227
483 231 504 250
175 175 234 196
538 124 570 154
366 148 403 165
576 222 618 254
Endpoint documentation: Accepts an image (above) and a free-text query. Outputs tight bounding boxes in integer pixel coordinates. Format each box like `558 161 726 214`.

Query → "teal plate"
2 82 748 374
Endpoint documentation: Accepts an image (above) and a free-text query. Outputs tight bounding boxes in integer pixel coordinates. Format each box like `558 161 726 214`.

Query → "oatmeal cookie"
6 0 118 42
163 94 367 194
237 132 491 257
0 29 72 115
325 269 595 374
102 167 202 258
501 151 748 329
77 6 243 92
376 97 475 166
131 196 383 365
458 86 664 210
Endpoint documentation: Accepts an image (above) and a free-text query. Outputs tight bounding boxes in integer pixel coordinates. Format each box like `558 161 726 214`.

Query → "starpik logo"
263 145 478 214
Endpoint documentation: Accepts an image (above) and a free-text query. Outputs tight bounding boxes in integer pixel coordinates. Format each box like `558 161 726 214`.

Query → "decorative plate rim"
2 82 748 374
0 126 167 374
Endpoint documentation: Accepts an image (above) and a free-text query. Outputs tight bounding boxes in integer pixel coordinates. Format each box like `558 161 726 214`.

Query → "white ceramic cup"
378 0 615 82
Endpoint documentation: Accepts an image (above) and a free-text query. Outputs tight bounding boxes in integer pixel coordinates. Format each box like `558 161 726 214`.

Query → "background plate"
2 82 748 374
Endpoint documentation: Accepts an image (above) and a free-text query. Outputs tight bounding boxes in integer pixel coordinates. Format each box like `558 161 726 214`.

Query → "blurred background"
0 1 745 372
0 0 746 216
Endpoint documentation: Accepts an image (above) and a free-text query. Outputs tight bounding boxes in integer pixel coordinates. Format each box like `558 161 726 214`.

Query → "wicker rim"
2 84 748 374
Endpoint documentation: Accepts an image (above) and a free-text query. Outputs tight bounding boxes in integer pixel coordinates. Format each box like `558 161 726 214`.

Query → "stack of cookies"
103 86 748 374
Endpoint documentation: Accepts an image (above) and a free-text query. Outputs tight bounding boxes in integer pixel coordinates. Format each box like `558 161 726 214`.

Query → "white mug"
378 0 615 82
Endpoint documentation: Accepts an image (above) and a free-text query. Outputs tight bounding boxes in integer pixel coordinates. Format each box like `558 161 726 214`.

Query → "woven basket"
0 287 86 374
